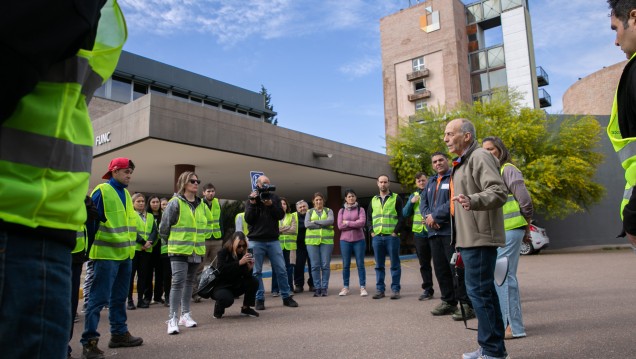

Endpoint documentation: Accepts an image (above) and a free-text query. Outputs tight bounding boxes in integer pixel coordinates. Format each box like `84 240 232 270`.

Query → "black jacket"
244 194 285 241
214 248 252 291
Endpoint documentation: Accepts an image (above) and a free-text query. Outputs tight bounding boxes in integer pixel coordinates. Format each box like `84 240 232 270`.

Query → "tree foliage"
386 91 605 219
260 85 278 126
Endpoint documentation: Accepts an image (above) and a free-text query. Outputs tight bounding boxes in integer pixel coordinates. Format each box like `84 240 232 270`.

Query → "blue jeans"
271 249 294 294
0 230 72 359
340 240 366 287
460 246 506 358
496 228 526 337
372 235 401 293
81 258 132 345
306 243 334 290
252 240 291 301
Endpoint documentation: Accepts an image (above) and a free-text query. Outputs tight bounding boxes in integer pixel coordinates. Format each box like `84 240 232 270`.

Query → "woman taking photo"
482 136 533 340
159 172 209 335
128 193 156 310
337 189 367 297
212 231 259 318
271 197 297 296
305 192 334 297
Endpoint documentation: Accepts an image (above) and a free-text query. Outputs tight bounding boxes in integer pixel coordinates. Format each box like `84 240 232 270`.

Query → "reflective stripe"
618 141 636 164
0 127 92 173
93 240 134 248
97 225 131 234
503 211 522 220
42 56 104 100
171 227 198 233
168 240 198 247
625 187 633 201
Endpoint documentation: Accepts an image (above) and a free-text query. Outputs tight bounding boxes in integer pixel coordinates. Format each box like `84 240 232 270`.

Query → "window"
110 76 132 103
204 99 219 108
412 57 425 72
133 82 148 100
415 100 427 111
414 80 426 93
150 85 168 95
171 91 188 99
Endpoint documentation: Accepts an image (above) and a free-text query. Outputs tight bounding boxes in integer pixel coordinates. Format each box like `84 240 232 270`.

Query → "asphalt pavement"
69 248 636 359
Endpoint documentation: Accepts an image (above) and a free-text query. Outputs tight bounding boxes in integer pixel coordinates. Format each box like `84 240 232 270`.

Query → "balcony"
408 90 432 102
536 66 549 87
538 88 551 108
407 69 430 81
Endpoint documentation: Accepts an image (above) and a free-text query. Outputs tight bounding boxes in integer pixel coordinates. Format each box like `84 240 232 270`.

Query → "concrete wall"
562 61 626 115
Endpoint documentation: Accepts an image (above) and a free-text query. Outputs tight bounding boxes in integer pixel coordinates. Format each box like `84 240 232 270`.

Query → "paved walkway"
70 249 636 359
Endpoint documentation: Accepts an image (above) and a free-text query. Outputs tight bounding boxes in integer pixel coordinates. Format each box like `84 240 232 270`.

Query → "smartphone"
247 248 254 255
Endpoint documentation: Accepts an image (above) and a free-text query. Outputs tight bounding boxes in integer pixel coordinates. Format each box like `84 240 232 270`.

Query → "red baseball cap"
102 157 135 179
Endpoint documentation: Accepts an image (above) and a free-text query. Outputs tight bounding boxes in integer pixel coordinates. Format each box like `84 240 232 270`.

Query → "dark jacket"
214 248 252 291
244 193 285 241
421 169 452 237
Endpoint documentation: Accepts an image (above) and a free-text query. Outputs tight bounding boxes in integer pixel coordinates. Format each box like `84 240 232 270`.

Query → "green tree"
260 85 278 126
387 91 605 219
220 200 245 240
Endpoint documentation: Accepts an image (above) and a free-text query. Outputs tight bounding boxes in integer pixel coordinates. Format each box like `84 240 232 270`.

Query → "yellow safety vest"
90 183 137 260
207 198 222 239
73 225 87 254
167 197 207 256
0 0 126 232
235 212 249 235
135 212 155 252
411 191 426 234
305 208 334 245
371 194 398 235
609 52 636 219
279 212 298 250
500 163 529 231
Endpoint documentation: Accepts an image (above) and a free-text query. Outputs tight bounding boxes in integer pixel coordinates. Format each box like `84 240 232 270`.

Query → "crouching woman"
212 232 259 318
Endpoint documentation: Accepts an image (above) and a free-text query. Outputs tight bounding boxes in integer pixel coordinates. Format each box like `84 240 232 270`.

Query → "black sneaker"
240 307 260 317
293 286 303 293
213 303 225 319
255 300 265 311
283 297 298 307
82 338 104 359
137 300 149 309
372 292 385 299
126 301 136 310
419 289 434 301
108 331 143 348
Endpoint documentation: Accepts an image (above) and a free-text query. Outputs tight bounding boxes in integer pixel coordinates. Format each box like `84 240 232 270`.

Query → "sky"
119 0 626 154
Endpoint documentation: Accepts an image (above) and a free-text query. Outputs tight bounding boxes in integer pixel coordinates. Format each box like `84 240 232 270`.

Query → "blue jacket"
420 170 452 237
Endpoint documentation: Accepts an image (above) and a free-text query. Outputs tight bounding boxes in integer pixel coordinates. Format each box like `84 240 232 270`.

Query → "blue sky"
119 0 626 154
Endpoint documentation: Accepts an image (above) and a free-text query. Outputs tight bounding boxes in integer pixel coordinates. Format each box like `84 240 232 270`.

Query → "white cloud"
339 57 381 77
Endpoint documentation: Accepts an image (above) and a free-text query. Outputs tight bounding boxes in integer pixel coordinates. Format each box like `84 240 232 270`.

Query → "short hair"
377 174 390 181
430 151 448 159
609 0 636 27
415 171 426 179
280 197 291 213
312 192 325 202
160 197 169 203
296 200 308 209
457 118 476 142
343 188 357 197
202 183 215 191
482 136 512 165
176 171 198 195
131 192 145 202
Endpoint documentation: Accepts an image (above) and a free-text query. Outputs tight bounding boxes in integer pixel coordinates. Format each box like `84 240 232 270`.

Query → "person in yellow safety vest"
235 212 250 236
608 1 636 252
146 196 166 305
82 157 143 357
367 174 405 300
159 171 210 335
483 136 534 340
305 192 335 297
403 172 434 301
127 193 157 310
272 198 297 296
193 183 224 302
0 1 127 358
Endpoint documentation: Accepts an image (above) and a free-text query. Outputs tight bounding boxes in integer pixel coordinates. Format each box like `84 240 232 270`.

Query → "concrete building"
380 0 550 141
562 60 626 116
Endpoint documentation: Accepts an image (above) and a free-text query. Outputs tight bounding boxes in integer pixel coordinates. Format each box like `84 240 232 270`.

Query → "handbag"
194 256 220 299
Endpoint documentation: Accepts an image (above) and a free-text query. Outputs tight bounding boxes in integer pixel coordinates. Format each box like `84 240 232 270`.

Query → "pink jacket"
337 204 366 242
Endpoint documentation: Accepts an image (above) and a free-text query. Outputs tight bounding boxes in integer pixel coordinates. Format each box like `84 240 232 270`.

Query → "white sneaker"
179 312 197 327
166 314 179 334
338 287 350 296
360 287 368 297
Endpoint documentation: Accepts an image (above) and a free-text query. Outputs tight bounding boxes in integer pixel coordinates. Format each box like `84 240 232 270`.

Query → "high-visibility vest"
73 225 87 254
279 212 298 250
411 191 427 234
371 194 398 235
0 0 126 232
500 163 528 231
207 198 222 239
167 197 207 256
609 52 636 219
305 208 334 245
90 183 137 260
135 212 155 252
235 212 249 235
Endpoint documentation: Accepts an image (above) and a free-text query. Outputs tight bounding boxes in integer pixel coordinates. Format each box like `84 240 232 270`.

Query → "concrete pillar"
174 164 196 193
327 186 342 255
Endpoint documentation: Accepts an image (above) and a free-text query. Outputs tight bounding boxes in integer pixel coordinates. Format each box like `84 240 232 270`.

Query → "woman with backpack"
337 189 368 297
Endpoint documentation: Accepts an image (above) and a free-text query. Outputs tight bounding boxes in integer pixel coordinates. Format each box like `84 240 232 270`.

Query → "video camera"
256 183 276 201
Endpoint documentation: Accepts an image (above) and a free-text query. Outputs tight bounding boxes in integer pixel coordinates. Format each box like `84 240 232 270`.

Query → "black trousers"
144 246 163 302
128 250 152 303
294 239 313 288
429 234 471 306
212 277 258 309
414 234 433 291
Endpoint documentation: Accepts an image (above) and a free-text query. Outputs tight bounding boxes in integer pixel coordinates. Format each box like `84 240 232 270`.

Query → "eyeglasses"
237 244 247 249
189 179 201 184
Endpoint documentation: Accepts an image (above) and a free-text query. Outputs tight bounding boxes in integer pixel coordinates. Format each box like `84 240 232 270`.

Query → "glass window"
204 99 218 107
171 91 188 99
483 0 501 20
414 80 426 93
133 82 148 100
470 52 488 72
110 76 132 103
466 4 483 23
415 100 426 111
502 0 523 11
487 46 505 68
412 57 425 72
221 104 235 112
190 97 202 104
489 68 507 89
93 82 107 99
471 72 490 94
150 85 168 95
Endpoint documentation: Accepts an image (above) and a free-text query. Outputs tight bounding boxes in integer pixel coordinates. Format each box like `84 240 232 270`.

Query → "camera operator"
245 175 299 310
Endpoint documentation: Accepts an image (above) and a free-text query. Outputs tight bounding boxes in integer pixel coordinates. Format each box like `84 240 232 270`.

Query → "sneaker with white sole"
179 312 197 327
360 287 368 297
338 287 350 296
166 314 179 335
463 347 482 359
